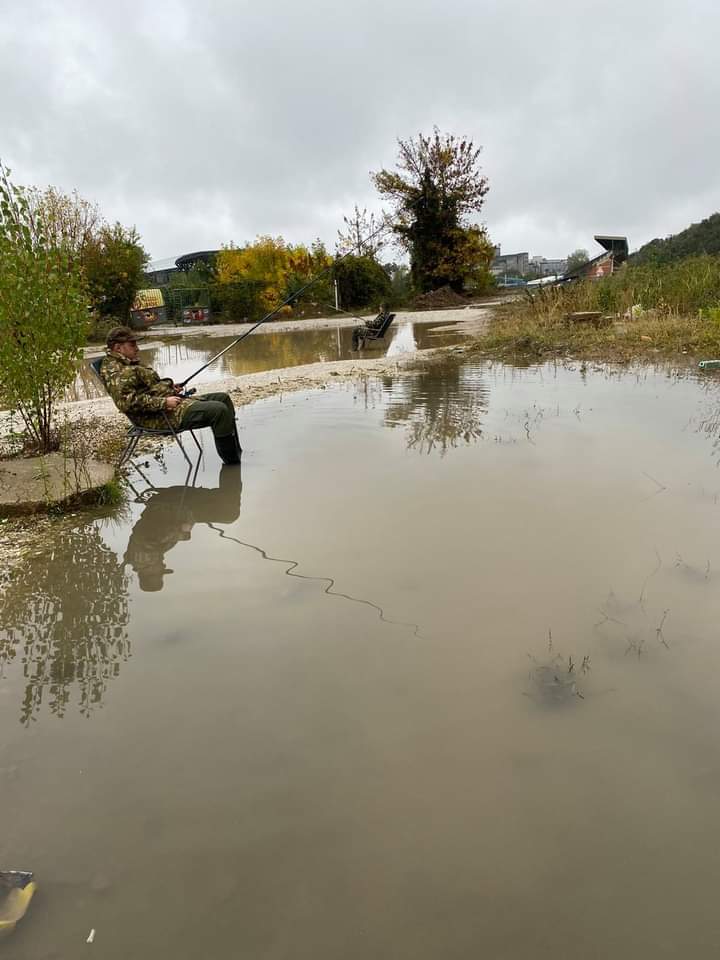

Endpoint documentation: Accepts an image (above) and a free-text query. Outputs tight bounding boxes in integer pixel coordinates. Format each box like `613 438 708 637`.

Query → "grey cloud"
2 0 719 260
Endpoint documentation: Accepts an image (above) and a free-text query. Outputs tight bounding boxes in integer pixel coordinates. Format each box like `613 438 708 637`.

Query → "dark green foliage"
83 222 148 321
333 254 392 309
632 213 720 265
372 129 493 294
399 171 457 291
167 264 213 289
178 253 217 283
384 262 413 303
566 248 589 273
209 279 269 321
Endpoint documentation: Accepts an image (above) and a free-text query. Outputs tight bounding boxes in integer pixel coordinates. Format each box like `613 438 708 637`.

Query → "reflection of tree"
381 357 489 455
0 524 130 725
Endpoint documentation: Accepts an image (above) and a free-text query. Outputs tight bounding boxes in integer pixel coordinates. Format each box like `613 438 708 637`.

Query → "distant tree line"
190 128 496 320
631 212 720 265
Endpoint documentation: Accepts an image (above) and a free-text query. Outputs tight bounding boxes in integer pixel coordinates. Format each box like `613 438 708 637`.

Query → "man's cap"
106 325 141 346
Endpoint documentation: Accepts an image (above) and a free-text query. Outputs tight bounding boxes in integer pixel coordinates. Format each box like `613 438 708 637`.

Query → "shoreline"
83 303 497 357
0 340 472 578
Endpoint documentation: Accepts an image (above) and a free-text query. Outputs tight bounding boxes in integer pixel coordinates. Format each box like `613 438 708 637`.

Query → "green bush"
0 164 91 451
209 279 269 322
333 254 391 309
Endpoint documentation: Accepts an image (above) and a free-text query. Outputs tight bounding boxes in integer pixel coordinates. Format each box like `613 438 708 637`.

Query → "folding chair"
88 356 202 469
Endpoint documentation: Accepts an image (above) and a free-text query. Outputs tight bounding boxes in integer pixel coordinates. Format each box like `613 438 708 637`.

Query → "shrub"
333 254 391 309
0 164 91 451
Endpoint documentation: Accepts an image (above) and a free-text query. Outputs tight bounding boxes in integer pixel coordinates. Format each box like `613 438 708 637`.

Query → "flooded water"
73 320 464 400
4 358 720 958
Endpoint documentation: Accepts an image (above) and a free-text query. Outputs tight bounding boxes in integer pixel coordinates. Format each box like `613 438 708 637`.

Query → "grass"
95 476 124 507
473 256 720 363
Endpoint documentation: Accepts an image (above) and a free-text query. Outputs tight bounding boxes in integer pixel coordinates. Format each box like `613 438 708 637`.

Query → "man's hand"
165 396 182 411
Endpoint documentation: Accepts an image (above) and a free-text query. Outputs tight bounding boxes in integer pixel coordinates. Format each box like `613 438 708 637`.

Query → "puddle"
71 319 465 400
4 358 720 958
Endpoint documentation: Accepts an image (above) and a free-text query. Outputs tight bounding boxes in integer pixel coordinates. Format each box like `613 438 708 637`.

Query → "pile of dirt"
410 286 469 310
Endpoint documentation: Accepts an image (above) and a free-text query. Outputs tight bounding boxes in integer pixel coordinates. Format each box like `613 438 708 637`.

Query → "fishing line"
317 302 375 325
205 522 425 639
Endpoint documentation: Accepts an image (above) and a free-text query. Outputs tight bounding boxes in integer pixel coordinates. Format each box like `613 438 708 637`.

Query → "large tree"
82 222 148 320
566 248 589 273
372 129 493 293
27 185 147 322
215 236 333 319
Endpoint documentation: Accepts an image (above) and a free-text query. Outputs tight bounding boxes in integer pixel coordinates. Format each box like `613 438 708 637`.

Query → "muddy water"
73 320 464 400
4 359 720 958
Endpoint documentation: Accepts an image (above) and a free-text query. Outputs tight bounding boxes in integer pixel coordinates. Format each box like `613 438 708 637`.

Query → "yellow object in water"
0 872 36 937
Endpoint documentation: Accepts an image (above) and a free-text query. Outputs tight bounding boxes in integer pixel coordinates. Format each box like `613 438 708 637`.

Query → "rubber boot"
215 430 242 464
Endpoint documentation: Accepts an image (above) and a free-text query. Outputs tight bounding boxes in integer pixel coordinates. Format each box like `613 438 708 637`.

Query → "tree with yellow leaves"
216 236 333 317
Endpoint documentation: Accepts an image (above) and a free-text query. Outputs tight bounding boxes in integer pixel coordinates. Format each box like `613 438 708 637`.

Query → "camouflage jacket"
100 352 197 430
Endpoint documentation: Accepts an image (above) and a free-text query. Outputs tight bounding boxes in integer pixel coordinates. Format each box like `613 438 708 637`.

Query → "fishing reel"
160 377 196 399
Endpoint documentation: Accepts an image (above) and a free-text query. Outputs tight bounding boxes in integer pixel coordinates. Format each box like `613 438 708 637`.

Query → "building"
491 251 529 277
144 256 179 286
563 236 628 282
530 256 568 277
144 250 220 285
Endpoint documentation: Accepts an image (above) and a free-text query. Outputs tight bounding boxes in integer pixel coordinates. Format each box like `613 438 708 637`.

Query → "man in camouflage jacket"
100 326 241 464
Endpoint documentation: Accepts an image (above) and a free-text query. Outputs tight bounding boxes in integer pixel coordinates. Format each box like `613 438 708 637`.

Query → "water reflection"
72 321 464 401
0 523 130 724
381 357 489 454
124 465 242 592
385 321 417 357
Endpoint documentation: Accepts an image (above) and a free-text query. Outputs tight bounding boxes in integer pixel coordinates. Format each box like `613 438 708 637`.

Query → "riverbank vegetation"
473 255 720 361
0 165 92 452
0 163 136 470
170 130 496 324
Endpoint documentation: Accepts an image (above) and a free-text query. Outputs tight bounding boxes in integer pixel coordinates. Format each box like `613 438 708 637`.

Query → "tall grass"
477 256 720 360
524 255 720 322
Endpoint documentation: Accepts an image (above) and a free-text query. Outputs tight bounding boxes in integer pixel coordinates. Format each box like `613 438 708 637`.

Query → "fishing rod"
178 218 392 388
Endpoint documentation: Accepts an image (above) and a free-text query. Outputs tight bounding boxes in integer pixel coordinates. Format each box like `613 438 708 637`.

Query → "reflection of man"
100 326 242 464
124 466 242 592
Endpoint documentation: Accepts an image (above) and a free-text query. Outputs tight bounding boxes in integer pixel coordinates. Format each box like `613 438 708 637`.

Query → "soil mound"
410 286 469 310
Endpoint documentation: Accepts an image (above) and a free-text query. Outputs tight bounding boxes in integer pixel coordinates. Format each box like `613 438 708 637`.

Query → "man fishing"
100 326 242 464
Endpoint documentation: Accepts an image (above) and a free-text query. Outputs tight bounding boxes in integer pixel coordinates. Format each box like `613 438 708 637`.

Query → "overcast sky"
2 0 718 263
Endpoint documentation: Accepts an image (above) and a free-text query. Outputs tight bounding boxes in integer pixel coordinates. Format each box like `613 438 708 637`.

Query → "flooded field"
4 357 720 957
73 319 464 400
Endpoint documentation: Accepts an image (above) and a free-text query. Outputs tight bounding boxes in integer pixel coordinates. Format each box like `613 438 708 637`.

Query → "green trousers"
179 392 236 438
